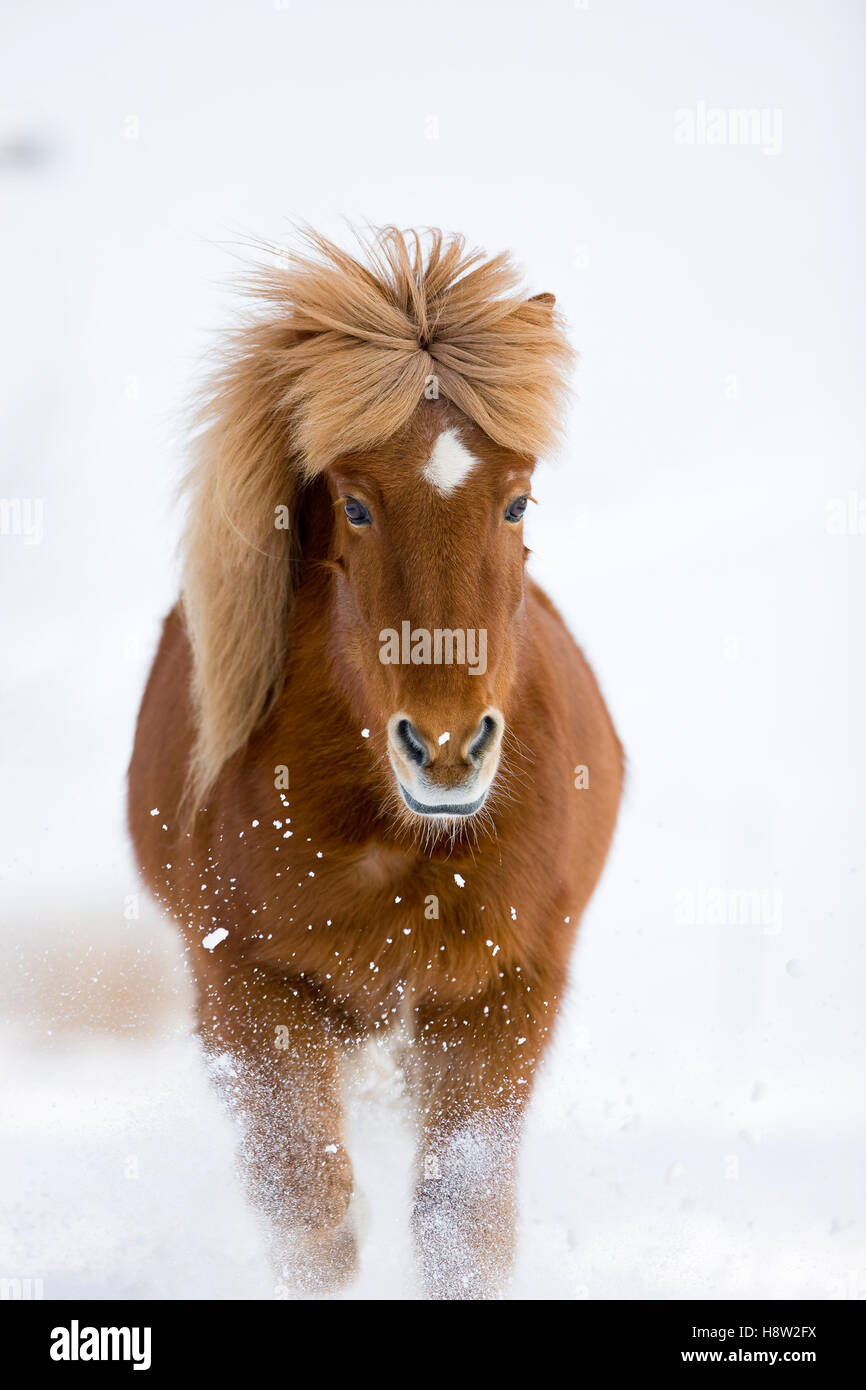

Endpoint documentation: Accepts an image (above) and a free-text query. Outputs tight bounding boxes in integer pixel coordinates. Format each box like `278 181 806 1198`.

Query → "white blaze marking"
422 429 479 494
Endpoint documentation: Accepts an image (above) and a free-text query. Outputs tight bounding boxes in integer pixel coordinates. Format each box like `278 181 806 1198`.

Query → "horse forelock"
240 224 574 471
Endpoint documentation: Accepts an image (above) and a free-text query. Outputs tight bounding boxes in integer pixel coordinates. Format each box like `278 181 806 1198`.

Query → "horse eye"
344 497 372 527
504 495 528 523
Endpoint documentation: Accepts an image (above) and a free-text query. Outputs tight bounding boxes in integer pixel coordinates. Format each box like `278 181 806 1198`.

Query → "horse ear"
181 333 304 808
529 291 556 309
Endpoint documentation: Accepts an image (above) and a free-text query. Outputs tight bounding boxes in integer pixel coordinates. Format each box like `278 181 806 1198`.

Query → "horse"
128 226 623 1299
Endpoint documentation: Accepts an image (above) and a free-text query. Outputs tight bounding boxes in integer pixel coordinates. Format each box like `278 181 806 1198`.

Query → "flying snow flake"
251 819 259 827
361 728 370 738
202 928 228 951
453 873 465 887
323 1143 338 1154
438 731 450 745
149 808 159 816
510 906 517 920
394 895 401 903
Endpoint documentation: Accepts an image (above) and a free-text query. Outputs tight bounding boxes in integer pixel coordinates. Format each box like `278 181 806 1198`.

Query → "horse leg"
409 983 553 1299
197 964 358 1293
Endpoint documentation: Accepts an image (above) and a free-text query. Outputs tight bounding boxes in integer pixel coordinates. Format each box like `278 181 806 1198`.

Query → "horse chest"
220 831 529 1011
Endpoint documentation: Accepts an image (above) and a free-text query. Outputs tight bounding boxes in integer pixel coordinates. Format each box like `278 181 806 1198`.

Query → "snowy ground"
2 923 864 1301
1 0 864 1299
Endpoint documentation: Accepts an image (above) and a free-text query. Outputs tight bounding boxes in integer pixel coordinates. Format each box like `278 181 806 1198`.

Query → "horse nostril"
395 718 429 767
468 714 499 763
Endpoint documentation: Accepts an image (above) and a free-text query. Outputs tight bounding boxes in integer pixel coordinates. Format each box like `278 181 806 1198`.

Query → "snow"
202 928 229 951
1 0 864 1301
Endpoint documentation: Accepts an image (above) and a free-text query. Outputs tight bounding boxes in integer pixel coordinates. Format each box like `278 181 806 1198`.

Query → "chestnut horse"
128 227 622 1299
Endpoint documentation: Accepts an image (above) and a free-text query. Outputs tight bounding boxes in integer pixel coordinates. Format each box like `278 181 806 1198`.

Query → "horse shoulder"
127 605 196 880
522 578 624 879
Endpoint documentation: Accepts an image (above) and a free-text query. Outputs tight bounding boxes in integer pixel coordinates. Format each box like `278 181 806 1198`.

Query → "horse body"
128 231 622 1297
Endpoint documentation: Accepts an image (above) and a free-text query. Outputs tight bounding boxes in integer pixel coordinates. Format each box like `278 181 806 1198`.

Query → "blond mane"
181 225 575 806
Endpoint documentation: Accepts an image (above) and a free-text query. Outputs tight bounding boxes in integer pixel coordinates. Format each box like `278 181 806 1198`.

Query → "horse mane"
181 225 575 807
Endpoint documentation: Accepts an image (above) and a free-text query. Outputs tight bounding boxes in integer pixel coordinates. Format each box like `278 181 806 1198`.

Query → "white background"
1 0 864 1299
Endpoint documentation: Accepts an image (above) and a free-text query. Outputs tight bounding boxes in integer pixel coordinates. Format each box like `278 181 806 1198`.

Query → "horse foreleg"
409 983 553 1299
197 964 358 1293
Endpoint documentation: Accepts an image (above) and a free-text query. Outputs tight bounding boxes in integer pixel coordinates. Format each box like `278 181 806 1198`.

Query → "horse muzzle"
386 709 504 817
